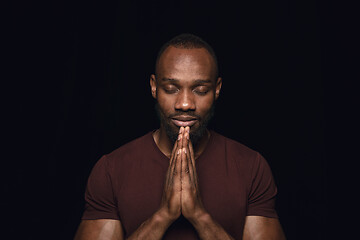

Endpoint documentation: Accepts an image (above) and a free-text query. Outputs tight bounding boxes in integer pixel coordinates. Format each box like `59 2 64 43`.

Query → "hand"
180 127 207 221
158 127 207 223
124 128 234 240
158 127 184 222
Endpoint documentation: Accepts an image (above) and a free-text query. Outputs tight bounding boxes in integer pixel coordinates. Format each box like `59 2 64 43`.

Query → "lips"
171 116 198 127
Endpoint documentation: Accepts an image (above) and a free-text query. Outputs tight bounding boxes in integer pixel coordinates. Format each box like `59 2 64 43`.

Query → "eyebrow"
160 78 212 84
194 79 212 84
161 78 179 83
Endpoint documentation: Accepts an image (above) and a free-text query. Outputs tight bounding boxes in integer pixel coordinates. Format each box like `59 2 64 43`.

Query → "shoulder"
210 131 260 160
101 131 155 166
210 131 270 174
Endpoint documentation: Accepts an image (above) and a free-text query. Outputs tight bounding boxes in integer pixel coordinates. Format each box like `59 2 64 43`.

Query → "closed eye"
163 85 179 94
193 86 210 95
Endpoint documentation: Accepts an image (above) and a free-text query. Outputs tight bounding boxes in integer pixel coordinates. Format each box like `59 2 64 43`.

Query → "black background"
5 0 331 239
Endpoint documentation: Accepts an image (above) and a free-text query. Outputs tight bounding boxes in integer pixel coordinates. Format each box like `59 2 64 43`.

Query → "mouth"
171 116 198 127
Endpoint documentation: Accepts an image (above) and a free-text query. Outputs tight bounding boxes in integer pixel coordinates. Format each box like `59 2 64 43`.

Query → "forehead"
157 46 217 81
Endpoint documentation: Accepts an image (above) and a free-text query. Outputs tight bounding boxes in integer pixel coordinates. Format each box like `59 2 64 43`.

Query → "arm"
243 216 286 240
189 212 234 240
132 126 234 239
180 127 234 239
125 209 174 239
75 128 184 240
242 150 284 240
128 127 235 240
74 219 123 240
74 212 172 240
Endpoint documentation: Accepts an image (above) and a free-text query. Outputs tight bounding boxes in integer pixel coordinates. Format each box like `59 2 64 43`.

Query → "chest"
115 158 248 237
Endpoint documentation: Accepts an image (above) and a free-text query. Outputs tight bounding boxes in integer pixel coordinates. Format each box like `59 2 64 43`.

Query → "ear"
150 74 157 99
215 77 222 100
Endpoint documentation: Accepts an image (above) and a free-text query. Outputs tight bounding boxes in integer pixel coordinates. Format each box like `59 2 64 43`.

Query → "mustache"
168 111 201 119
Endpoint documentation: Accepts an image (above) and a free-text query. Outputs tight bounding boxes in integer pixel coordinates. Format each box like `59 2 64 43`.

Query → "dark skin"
74 46 286 240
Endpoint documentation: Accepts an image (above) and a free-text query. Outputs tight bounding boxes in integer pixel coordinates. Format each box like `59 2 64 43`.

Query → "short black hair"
155 33 219 77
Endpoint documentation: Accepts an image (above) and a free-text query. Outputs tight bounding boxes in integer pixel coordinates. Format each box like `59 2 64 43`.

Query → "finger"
180 148 192 194
188 137 195 167
181 146 189 175
182 147 192 188
188 138 198 188
182 128 192 184
183 127 190 170
173 127 184 177
166 127 182 186
183 140 193 185
169 136 178 166
174 127 184 181
170 127 182 163
173 146 182 191
170 128 184 181
166 139 177 186
179 126 185 150
180 128 187 161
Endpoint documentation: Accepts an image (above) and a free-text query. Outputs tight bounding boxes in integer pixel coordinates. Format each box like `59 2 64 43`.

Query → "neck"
153 127 210 159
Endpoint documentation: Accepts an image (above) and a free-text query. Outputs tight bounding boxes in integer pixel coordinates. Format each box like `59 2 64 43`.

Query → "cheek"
157 95 175 115
196 96 215 115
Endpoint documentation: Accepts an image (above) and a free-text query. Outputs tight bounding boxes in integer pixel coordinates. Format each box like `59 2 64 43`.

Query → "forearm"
189 213 234 240
126 209 174 240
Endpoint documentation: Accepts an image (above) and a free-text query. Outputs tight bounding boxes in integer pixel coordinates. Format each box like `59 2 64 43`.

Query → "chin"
168 121 206 146
155 103 214 146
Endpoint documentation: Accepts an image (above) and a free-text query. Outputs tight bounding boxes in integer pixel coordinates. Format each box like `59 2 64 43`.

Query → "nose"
175 90 195 111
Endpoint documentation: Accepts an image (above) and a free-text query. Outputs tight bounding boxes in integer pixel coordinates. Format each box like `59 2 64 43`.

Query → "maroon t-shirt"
82 131 278 239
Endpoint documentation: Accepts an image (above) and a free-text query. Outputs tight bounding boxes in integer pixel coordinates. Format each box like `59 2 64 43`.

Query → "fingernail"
178 134 182 140
177 149 181 155
183 148 186 154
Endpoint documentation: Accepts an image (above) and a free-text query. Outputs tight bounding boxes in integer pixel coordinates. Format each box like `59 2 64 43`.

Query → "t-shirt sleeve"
247 153 278 218
81 155 120 220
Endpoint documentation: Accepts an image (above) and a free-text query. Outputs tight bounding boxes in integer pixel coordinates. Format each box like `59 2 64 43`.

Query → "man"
74 33 286 240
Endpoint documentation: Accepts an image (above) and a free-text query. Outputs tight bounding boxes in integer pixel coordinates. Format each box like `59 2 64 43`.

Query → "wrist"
187 209 211 227
154 208 178 227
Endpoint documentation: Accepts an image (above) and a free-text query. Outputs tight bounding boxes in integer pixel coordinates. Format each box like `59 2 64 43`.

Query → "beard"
155 103 215 147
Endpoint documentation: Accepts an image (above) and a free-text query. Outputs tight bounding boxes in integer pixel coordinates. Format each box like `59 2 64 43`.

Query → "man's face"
150 46 222 146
